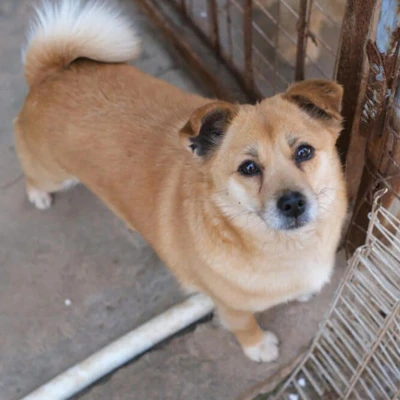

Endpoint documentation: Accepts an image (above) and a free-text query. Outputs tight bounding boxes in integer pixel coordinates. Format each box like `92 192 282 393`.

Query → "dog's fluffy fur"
15 0 347 362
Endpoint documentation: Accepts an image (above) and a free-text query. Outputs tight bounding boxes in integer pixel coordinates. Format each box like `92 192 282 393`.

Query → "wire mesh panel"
218 1 247 84
183 0 210 38
266 190 400 400
171 0 345 98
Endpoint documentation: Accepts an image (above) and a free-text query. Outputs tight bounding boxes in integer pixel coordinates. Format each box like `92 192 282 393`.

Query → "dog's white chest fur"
216 241 336 312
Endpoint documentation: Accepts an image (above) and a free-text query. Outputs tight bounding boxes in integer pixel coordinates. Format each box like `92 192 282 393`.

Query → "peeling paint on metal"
376 0 400 54
393 83 400 130
375 64 385 81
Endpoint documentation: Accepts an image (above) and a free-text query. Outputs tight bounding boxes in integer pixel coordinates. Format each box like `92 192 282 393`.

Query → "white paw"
243 331 279 363
296 293 315 303
60 178 79 191
27 188 52 210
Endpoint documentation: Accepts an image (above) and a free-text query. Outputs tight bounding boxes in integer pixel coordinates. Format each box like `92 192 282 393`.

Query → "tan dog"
15 1 347 362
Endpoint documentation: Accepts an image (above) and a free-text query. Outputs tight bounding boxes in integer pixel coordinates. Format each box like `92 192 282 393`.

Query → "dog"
14 0 347 362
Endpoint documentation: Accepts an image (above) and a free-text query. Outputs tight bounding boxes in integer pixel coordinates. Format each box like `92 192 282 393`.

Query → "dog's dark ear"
283 79 343 122
180 101 238 157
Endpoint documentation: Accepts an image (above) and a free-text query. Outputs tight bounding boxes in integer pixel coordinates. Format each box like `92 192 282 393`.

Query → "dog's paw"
296 293 316 303
27 188 52 210
243 331 279 363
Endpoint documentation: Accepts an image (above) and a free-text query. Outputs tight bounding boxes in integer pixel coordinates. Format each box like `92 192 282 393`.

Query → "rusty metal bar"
336 0 379 163
238 0 328 80
175 0 261 101
171 0 262 101
345 0 400 254
295 0 309 81
136 0 250 103
243 0 254 91
273 0 280 92
179 0 187 16
226 0 233 63
207 0 220 57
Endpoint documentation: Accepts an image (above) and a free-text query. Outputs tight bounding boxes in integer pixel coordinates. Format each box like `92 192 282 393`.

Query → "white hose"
21 294 214 400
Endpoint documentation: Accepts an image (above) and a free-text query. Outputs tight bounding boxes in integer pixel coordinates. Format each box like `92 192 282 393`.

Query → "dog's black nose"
277 191 307 218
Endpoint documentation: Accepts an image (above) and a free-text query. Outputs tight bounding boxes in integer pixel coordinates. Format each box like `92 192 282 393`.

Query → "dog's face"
181 80 344 233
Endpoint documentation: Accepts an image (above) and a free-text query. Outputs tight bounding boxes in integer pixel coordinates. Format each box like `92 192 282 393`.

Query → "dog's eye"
295 144 314 162
238 160 260 176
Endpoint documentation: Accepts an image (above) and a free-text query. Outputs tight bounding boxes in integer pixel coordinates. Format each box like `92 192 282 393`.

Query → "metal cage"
169 0 344 95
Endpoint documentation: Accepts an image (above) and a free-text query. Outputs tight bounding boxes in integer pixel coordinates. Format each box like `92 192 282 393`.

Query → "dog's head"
180 80 345 233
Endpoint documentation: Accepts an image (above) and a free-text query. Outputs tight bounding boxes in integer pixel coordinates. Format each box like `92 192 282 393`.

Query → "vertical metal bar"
344 0 400 253
273 0 280 92
243 0 254 92
295 0 309 81
338 1 381 206
136 0 250 102
226 0 233 63
208 0 220 57
336 0 378 163
180 0 187 16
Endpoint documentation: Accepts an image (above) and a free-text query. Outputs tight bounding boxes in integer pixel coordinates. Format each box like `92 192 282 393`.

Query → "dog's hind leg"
14 120 79 210
25 174 79 210
26 178 53 210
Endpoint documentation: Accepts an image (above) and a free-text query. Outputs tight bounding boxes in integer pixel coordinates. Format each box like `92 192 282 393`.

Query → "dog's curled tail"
22 0 140 86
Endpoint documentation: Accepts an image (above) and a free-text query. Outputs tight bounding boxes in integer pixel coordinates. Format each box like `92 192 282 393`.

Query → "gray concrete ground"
0 1 347 400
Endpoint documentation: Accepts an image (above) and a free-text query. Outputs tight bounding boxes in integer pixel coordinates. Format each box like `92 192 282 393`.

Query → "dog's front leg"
216 303 279 363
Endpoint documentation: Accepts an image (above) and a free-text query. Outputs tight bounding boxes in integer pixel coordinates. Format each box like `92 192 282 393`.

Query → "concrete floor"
0 1 347 400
